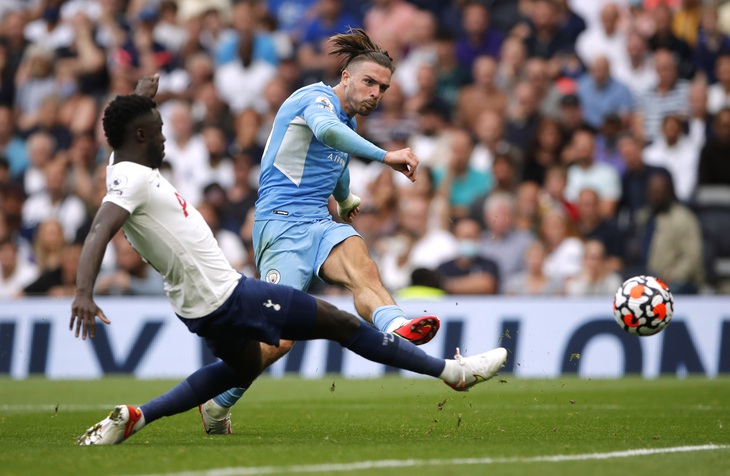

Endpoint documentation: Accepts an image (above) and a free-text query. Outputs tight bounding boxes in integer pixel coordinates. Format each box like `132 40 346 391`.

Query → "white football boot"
199 400 232 434
444 347 508 391
77 405 144 445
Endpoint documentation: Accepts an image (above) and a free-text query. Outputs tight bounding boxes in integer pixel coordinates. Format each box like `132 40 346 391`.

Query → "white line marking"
126 444 730 476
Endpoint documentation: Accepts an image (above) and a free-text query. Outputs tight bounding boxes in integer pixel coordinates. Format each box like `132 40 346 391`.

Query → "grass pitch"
0 376 728 476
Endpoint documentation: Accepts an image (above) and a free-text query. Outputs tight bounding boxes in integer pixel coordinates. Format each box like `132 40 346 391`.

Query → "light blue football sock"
212 386 248 409
372 305 407 333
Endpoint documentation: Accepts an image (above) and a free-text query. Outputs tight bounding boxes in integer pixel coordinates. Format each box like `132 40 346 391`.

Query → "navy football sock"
344 323 445 377
140 361 238 423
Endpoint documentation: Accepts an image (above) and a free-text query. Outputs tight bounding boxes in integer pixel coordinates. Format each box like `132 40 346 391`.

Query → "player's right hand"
337 193 361 223
134 73 159 99
70 293 111 340
384 148 419 182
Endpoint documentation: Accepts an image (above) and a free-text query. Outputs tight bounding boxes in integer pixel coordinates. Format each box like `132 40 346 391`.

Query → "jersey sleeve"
301 89 387 162
101 164 149 214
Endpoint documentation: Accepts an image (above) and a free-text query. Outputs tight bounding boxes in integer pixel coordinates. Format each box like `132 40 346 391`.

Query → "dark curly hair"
328 27 395 73
102 94 157 149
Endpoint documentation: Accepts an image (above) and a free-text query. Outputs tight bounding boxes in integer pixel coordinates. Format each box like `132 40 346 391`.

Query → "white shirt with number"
102 159 240 318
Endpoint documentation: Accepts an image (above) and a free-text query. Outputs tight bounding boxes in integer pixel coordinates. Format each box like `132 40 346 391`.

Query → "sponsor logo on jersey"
315 96 335 113
265 269 281 284
274 210 289 216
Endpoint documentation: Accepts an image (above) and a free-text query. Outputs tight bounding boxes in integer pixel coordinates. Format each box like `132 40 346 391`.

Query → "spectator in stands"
0 105 27 178
0 237 38 298
200 125 234 190
407 101 451 171
392 10 438 97
627 170 704 294
613 31 658 99
576 56 634 130
436 218 499 295
22 95 72 149
594 113 626 175
23 241 81 296
616 132 666 232
576 3 626 69
698 107 730 187
648 4 694 79
396 267 445 300
504 239 563 296
557 93 590 139
673 0 701 47
643 114 701 203
363 0 418 52
454 1 505 72
0 10 27 104
24 1 74 50
376 194 458 292
695 6 730 85
505 81 542 155
523 116 565 185
214 29 276 115
95 233 164 296
456 55 507 132
432 29 471 110
513 180 542 234
495 36 527 91
554 0 587 46
541 164 580 224
470 110 514 175
540 205 584 284
197 200 248 273
576 188 624 272
479 192 534 286
524 57 563 118
297 0 360 71
21 159 86 242
161 101 209 205
636 49 691 143
523 0 572 60
708 54 730 114
30 218 65 273
434 129 492 223
14 45 58 131
565 239 623 296
565 128 622 218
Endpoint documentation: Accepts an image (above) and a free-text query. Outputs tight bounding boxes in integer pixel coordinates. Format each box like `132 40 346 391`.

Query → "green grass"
1 376 729 476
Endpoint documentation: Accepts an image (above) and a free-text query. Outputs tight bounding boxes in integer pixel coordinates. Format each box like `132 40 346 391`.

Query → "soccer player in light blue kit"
200 28 443 433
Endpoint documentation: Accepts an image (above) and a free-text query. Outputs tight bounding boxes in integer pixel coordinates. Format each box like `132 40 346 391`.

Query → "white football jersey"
102 158 240 318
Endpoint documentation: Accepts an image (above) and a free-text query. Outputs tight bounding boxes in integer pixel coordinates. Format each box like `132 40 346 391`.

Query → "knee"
261 341 294 367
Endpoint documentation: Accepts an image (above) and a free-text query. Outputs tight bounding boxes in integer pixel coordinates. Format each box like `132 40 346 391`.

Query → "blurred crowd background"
0 0 728 299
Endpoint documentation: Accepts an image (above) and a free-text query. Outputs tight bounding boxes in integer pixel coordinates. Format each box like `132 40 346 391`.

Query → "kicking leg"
320 236 439 344
282 293 506 389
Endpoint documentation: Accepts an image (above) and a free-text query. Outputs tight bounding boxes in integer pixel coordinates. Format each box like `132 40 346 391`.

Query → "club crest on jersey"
265 269 281 284
315 96 334 113
109 175 128 195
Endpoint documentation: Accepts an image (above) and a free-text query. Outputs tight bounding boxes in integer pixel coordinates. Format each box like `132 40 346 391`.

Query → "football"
613 275 674 336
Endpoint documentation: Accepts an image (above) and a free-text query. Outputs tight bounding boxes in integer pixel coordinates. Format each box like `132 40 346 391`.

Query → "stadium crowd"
0 0 728 298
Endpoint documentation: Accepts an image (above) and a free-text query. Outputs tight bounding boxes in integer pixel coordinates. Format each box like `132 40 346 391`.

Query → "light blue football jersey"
255 82 356 222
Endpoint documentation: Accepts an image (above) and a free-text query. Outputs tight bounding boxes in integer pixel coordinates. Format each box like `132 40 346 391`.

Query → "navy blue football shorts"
178 275 318 360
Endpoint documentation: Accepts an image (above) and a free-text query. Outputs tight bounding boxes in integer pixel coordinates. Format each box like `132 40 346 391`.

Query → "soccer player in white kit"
70 76 507 445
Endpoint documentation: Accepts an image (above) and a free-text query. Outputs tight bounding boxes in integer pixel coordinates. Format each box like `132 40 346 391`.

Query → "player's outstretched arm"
383 148 418 182
70 202 130 340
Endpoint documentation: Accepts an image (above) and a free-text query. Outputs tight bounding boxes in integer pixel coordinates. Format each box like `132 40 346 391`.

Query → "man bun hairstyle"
102 94 157 149
328 27 395 73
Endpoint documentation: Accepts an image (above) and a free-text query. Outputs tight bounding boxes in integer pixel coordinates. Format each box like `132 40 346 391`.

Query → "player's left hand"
135 73 159 99
384 148 418 182
70 294 111 340
337 193 361 223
